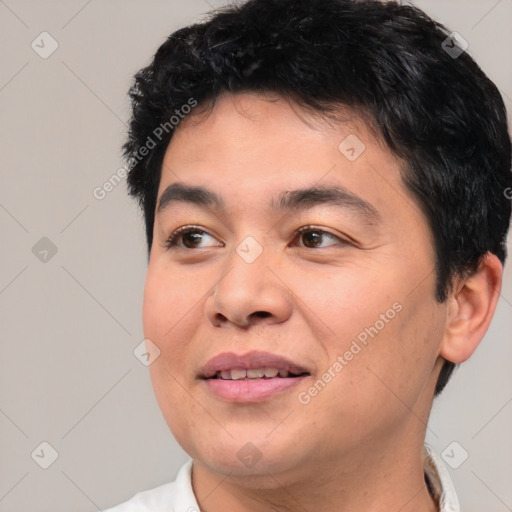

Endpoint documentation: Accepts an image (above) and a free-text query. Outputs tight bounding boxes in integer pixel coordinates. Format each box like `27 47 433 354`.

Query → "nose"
205 241 293 329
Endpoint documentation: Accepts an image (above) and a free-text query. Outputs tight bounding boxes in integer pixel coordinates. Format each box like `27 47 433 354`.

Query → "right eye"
164 226 224 250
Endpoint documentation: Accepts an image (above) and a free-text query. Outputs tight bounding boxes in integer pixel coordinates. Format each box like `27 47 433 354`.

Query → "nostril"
252 311 271 319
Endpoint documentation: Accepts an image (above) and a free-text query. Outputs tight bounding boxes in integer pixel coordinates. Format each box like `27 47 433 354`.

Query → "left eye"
294 227 346 248
164 225 347 250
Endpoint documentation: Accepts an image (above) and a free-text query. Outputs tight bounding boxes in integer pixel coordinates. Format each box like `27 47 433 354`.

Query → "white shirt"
104 444 459 512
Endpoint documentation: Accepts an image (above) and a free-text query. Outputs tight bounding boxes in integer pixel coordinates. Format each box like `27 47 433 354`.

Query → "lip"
204 375 308 403
198 350 309 379
199 350 310 403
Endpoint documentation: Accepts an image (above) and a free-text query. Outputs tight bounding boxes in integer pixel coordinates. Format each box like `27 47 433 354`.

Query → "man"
106 0 511 510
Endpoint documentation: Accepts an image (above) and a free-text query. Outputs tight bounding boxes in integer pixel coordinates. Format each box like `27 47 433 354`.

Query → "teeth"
247 368 265 378
230 369 247 380
217 368 286 380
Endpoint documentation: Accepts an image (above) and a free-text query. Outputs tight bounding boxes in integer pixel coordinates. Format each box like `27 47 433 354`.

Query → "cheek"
345 295 443 410
286 261 399 348
142 265 203 439
142 264 208 404
291 264 441 406
142 262 204 340
142 265 166 337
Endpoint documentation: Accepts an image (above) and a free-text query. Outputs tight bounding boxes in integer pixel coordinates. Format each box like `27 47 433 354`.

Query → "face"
142 92 448 481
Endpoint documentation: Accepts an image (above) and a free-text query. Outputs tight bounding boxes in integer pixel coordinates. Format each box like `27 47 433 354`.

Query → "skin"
142 92 502 512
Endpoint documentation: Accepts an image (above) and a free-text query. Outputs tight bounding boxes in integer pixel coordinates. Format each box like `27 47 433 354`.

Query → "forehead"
168 91 384 158
158 92 416 222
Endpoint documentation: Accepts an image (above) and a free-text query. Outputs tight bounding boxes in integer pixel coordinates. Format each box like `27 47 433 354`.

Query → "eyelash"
164 225 349 250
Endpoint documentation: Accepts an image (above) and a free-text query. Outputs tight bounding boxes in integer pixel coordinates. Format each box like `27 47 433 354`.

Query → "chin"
184 430 311 480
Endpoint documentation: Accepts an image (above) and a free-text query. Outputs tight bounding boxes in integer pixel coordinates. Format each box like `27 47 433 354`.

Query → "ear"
440 252 503 364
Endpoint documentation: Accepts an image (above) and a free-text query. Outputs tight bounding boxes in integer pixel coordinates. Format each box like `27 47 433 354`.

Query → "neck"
191 431 438 512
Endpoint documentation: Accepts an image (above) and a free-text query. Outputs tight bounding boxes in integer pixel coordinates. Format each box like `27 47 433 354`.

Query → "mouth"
198 351 311 402
206 367 309 380
198 350 310 380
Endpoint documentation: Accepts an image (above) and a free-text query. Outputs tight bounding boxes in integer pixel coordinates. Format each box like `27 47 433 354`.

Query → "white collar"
423 443 460 511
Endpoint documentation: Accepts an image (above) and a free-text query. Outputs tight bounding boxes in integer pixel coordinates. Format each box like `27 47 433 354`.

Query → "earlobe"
440 253 503 364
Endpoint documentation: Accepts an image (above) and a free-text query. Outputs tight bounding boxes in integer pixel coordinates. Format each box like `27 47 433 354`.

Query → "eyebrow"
156 182 381 225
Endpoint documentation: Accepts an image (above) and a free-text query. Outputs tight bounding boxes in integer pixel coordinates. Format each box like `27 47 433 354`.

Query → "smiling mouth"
208 368 310 380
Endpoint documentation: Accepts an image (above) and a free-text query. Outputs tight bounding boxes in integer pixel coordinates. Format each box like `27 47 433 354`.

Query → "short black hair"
123 0 512 396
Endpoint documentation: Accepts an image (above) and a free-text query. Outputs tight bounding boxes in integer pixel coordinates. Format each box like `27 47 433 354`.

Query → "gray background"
0 0 511 511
